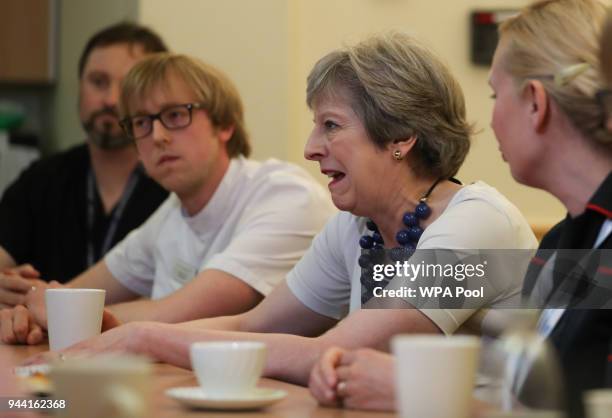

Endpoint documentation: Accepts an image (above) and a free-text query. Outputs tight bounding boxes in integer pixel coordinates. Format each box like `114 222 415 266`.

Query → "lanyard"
86 167 140 267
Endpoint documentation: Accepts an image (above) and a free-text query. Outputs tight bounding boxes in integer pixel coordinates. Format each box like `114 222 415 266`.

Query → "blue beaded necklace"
359 177 442 253
359 177 461 304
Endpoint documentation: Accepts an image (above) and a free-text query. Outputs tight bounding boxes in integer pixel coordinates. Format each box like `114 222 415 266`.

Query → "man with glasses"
0 23 169 308
0 53 334 345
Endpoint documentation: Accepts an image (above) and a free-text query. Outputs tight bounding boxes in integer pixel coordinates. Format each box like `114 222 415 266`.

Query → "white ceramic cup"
584 389 612 418
392 335 480 418
50 354 151 418
190 341 266 398
45 288 105 351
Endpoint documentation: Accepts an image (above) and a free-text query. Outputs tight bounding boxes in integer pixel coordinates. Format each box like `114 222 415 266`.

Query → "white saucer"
166 387 287 410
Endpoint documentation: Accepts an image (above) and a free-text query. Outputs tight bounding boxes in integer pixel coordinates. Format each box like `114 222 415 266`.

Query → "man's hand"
308 346 345 407
0 264 43 308
0 305 45 345
1 306 121 348
0 279 72 346
23 320 153 366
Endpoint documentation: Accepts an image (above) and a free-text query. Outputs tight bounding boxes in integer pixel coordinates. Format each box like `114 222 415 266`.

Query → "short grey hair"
306 32 472 179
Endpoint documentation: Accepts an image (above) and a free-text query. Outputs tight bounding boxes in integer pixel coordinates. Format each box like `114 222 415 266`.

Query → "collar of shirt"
181 157 243 234
586 171 612 219
556 171 612 249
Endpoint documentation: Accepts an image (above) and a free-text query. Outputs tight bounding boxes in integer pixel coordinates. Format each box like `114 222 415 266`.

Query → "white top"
286 181 538 334
105 157 336 299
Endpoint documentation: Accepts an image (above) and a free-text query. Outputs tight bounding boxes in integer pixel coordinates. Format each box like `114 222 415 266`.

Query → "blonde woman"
490 2 612 416
599 8 612 124
310 1 612 416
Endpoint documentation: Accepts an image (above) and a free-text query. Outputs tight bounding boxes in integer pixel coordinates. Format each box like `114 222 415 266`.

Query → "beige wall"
140 1 566 229
139 0 291 162
51 0 138 151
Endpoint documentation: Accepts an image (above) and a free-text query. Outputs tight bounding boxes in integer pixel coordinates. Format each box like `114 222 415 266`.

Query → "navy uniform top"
523 172 612 418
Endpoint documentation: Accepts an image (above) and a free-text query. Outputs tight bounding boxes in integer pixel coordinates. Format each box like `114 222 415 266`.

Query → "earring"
393 150 403 161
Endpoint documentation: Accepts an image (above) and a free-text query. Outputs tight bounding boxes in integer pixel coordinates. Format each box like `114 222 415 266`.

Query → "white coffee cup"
45 288 105 351
50 354 151 418
392 334 480 418
584 389 612 418
190 341 266 398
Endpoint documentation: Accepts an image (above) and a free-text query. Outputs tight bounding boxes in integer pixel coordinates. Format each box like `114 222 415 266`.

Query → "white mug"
45 288 105 351
50 355 151 418
190 341 266 398
392 335 480 418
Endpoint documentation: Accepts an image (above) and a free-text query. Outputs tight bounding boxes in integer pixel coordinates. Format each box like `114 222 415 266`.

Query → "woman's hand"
309 346 345 406
309 346 397 411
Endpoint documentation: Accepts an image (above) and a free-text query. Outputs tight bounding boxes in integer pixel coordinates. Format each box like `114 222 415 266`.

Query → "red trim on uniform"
587 204 612 219
531 257 547 266
597 266 612 276
608 353 612 362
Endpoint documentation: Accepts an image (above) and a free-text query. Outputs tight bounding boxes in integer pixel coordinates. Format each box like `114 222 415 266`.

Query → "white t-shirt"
105 157 336 299
286 181 538 334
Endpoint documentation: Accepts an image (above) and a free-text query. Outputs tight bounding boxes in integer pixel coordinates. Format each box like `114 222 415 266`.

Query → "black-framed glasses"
119 103 205 140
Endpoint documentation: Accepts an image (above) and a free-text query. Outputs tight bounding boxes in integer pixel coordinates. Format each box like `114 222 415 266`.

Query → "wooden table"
2 344 395 418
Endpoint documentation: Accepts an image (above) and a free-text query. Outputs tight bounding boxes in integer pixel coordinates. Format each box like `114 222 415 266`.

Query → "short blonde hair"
120 53 251 157
306 32 472 180
601 9 612 86
499 0 612 146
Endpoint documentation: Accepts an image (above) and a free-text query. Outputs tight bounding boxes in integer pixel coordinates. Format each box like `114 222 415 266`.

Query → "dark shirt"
0 144 168 283
523 172 612 418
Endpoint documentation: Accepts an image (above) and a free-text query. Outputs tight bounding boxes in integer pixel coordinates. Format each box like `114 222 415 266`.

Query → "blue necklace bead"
360 202 430 253
396 229 412 246
390 246 415 262
358 253 374 269
407 226 424 242
372 232 384 245
359 235 374 249
402 212 418 227
415 201 432 219
361 207 427 254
